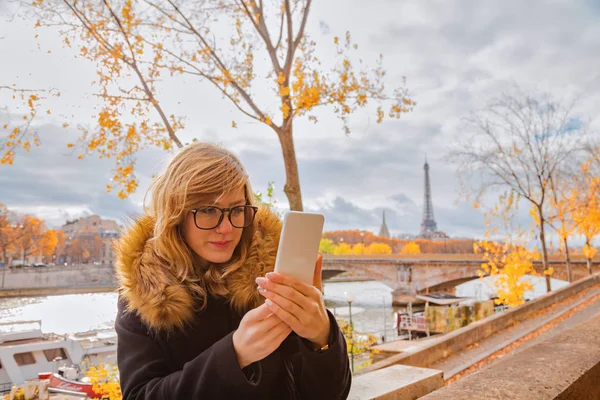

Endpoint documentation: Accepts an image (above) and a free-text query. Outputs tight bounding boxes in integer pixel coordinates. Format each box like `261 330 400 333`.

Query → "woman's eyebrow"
227 199 247 206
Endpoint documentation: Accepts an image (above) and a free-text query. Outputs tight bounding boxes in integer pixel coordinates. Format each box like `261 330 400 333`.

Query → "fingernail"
256 277 267 285
266 272 276 279
265 299 273 307
258 286 267 293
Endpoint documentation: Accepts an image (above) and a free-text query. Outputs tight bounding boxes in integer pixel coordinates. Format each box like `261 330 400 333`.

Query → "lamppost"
344 291 355 372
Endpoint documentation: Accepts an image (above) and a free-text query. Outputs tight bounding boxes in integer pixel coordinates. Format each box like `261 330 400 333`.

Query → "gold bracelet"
314 343 329 353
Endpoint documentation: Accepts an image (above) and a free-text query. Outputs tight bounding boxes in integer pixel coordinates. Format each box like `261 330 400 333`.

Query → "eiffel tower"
419 157 442 238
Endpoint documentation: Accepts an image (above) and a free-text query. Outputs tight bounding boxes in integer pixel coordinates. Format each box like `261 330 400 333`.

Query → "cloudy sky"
1 0 600 239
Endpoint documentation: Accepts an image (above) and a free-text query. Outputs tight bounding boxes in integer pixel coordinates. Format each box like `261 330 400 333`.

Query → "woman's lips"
210 241 231 249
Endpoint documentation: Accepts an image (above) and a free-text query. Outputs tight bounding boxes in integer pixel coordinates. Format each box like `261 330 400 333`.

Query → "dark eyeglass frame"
190 205 258 230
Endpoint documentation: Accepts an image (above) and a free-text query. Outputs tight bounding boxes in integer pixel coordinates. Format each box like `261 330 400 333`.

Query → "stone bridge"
322 254 599 305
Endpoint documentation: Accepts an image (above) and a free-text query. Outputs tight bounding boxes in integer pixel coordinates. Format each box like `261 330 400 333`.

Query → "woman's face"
182 188 247 264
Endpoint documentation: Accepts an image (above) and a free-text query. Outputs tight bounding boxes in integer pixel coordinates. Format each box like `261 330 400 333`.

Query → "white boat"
0 320 117 394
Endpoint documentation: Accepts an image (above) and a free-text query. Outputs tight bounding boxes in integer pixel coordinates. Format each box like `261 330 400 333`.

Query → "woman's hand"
232 303 292 369
255 254 331 348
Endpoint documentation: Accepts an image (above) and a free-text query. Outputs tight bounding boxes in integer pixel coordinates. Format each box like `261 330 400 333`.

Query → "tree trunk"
586 237 593 276
277 124 304 211
538 216 552 292
562 236 573 282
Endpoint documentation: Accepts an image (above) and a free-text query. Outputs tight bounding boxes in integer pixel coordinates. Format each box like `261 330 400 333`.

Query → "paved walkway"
430 284 600 381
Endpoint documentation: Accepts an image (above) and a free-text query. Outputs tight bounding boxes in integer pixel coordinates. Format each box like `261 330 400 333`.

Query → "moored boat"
0 320 116 396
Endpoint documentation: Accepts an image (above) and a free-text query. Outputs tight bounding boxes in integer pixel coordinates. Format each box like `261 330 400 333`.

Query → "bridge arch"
421 276 481 295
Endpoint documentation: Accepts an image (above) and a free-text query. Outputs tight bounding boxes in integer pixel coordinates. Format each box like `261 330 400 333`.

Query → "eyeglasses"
190 205 258 230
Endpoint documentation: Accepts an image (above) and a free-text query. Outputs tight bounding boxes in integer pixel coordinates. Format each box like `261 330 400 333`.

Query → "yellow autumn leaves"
319 238 422 255
85 362 122 400
475 241 540 307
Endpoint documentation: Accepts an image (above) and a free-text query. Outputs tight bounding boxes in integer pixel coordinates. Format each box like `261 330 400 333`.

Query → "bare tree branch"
166 0 268 124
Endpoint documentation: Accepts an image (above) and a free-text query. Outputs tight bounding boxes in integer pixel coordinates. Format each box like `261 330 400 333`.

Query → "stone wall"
0 264 116 297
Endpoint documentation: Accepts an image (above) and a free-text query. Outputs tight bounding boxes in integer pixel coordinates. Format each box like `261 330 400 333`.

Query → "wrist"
232 330 251 369
310 323 331 349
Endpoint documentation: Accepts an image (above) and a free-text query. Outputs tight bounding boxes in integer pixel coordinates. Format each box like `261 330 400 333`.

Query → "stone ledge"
420 312 600 399
349 364 443 400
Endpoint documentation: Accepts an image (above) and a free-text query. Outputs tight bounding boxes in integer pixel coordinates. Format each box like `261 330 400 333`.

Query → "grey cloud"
0 121 158 225
304 194 485 238
234 119 454 207
319 21 331 35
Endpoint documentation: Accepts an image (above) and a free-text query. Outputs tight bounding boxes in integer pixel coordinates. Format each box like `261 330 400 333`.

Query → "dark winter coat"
113 206 351 399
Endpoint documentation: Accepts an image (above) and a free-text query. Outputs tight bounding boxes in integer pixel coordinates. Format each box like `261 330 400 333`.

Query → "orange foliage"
400 241 421 254
13 215 46 261
0 204 21 263
0 205 65 265
0 86 58 165
323 230 475 254
571 160 600 267
39 229 58 258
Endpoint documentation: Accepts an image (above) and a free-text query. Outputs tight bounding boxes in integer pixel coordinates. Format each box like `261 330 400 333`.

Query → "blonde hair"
144 142 256 310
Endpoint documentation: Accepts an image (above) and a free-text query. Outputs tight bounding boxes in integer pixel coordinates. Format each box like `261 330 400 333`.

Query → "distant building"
379 211 391 238
62 215 119 237
61 215 121 265
395 233 416 241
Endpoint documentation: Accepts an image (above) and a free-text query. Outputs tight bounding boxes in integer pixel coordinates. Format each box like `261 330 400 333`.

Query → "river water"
0 276 570 338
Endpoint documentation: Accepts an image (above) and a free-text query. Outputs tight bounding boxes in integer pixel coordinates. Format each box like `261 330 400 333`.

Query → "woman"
114 142 351 399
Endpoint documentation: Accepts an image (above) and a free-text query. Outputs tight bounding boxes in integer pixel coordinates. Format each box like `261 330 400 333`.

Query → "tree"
67 239 84 264
0 35 60 165
14 215 46 262
547 174 577 282
400 241 420 255
39 229 58 262
54 230 67 263
338 318 379 372
23 0 415 209
0 204 17 264
318 238 335 254
351 242 367 255
450 89 586 292
0 85 58 164
332 242 352 255
92 236 105 261
474 239 541 307
571 161 600 275
366 242 392 254
253 181 278 211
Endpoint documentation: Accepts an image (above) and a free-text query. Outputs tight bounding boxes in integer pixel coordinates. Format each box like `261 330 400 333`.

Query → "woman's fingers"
259 288 306 322
263 272 317 299
257 312 283 331
313 253 324 292
258 278 310 310
245 302 273 322
272 324 292 344
267 319 291 338
264 298 301 331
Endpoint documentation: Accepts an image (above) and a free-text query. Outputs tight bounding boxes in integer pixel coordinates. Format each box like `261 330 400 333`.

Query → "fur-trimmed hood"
114 206 282 332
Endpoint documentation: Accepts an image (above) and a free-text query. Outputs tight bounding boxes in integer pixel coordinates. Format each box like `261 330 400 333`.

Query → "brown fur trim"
114 206 281 331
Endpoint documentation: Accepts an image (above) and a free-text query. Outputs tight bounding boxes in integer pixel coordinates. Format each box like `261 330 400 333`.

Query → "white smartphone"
274 211 325 286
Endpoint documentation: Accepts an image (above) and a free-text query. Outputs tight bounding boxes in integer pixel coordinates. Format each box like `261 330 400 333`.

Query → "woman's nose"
215 214 233 234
